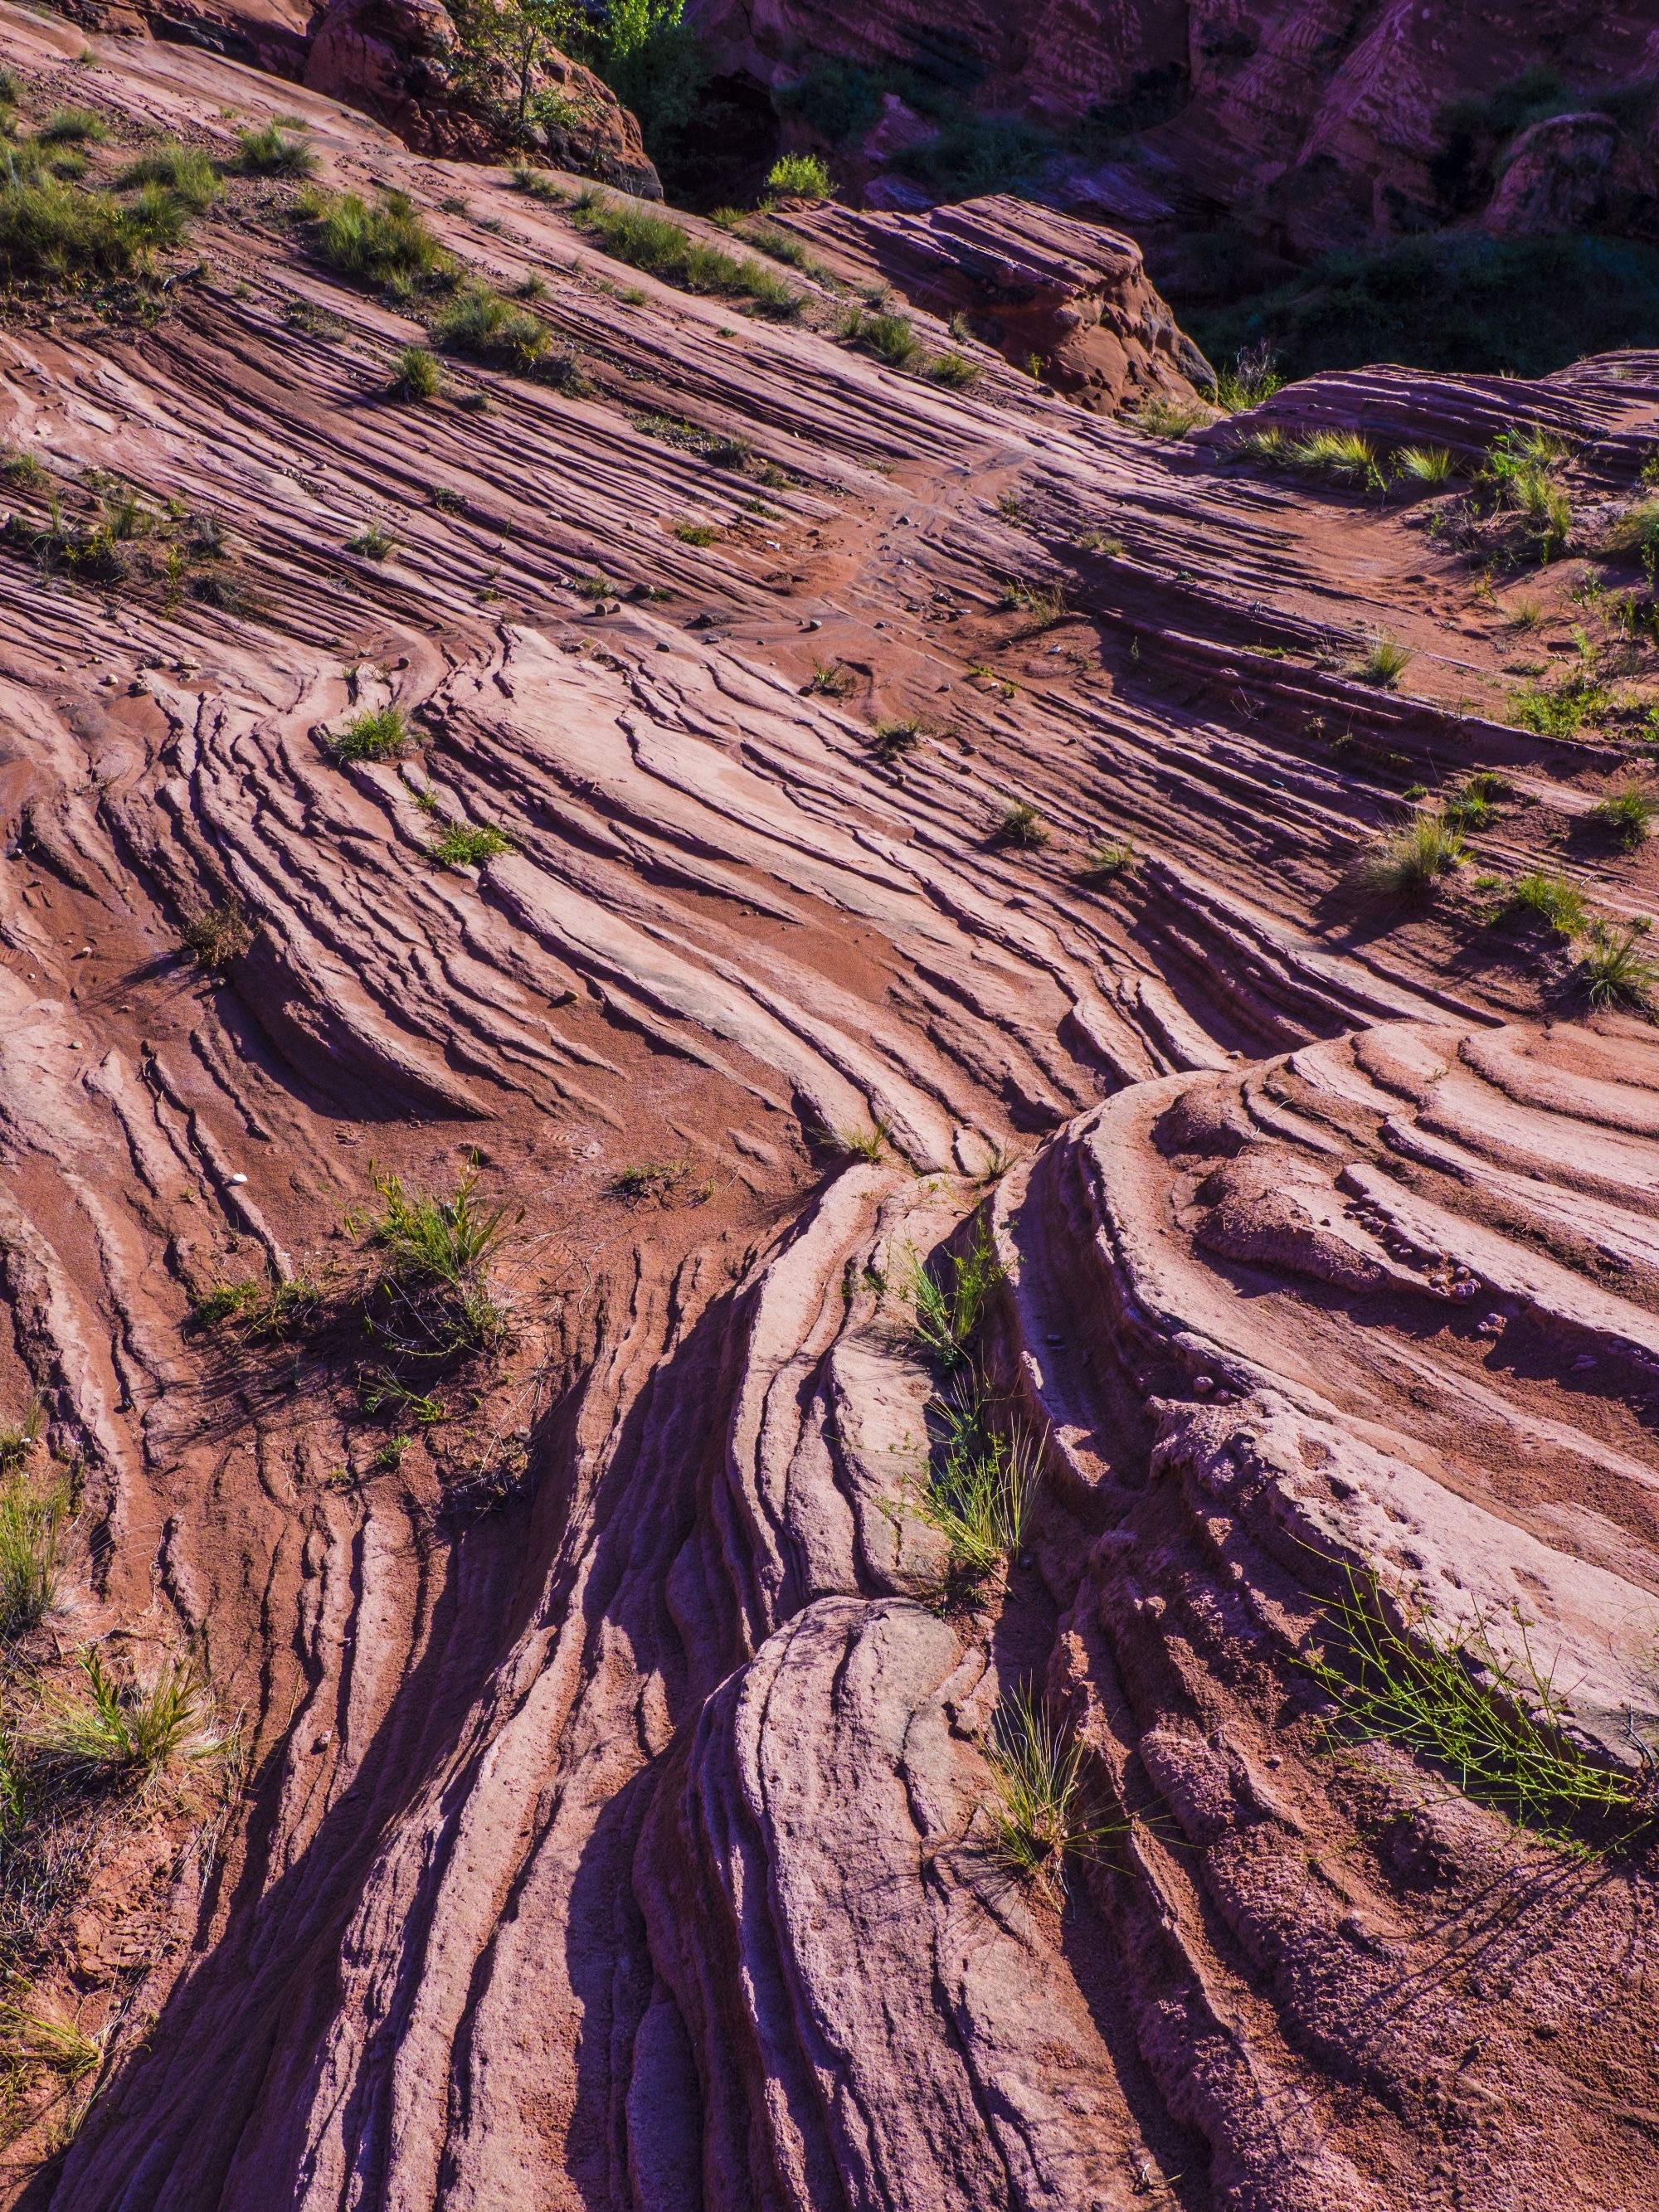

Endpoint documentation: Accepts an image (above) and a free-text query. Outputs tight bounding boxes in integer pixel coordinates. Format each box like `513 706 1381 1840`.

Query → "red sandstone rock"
304 0 660 186
0 10 1655 2208
773 192 1213 411
689 0 1659 255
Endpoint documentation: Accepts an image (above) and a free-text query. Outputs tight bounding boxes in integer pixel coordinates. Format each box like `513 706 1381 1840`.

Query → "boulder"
775 192 1213 413
1483 111 1628 237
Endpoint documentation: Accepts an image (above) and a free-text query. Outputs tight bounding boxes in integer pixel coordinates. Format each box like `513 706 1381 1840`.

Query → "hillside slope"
0 11 1657 2210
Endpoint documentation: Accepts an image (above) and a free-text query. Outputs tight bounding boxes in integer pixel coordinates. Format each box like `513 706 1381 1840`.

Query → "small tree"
602 0 706 147
449 0 586 131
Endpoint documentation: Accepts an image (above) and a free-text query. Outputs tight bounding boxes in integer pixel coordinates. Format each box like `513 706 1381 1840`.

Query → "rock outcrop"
0 8 1656 2208
770 193 1214 411
303 0 660 187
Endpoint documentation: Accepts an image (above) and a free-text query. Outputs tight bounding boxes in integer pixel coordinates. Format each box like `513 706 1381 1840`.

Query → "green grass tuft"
1501 870 1586 937
898 1219 1005 1371
1579 920 1659 1009
1303 1567 1638 1844
1356 632 1412 688
994 800 1048 849
428 820 512 868
1357 813 1466 896
572 195 800 318
1081 837 1135 882
984 1687 1114 1890
1589 785 1654 848
30 1648 224 1787
431 280 549 367
0 1470 70 1641
302 187 447 289
387 342 441 401
236 121 315 176
115 140 219 209
913 1382 1042 1586
326 705 410 762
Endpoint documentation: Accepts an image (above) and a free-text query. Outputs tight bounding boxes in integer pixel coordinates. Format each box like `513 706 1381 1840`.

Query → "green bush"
388 343 441 400
0 1471 70 1640
432 280 548 366
38 107 106 145
0 170 185 280
766 152 832 200
327 706 410 762
116 141 220 210
429 820 512 868
236 121 315 177
572 194 800 317
303 188 448 289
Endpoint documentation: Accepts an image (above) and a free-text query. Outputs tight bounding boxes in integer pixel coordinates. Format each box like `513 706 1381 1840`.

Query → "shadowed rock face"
687 0 1659 256
1 7 1658 2209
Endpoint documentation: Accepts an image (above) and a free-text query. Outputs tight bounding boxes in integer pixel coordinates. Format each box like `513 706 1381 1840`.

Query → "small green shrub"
358 1162 514 1353
999 576 1067 629
925 348 982 389
1590 785 1655 848
327 705 410 762
428 820 512 868
1303 1567 1637 1843
303 187 447 289
1442 770 1508 830
898 1219 1005 1370
0 173 177 280
673 518 719 545
914 1385 1042 1586
572 195 800 317
805 659 855 698
1131 393 1210 440
1212 343 1282 413
871 716 925 759
388 343 441 401
766 152 832 200
995 800 1048 848
0 1471 70 1641
1396 444 1455 484
1510 668 1612 739
984 1687 1112 1890
31 1648 224 1787
837 302 920 368
1580 920 1658 1009
180 900 253 970
1502 871 1586 936
1082 838 1135 882
1357 633 1412 688
38 107 106 145
236 121 315 176
116 140 219 209
347 520 394 560
1357 813 1465 895
1608 500 1659 559
431 279 548 366
0 2003 105 2084
829 1121 890 1162
508 165 565 202
1293 426 1383 488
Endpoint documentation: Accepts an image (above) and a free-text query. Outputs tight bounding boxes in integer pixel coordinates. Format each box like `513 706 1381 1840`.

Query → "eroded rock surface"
0 7 1655 2209
771 193 1214 410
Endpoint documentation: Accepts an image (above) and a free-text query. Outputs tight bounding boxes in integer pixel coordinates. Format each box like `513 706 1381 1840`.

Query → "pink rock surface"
0 9 1654 2207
